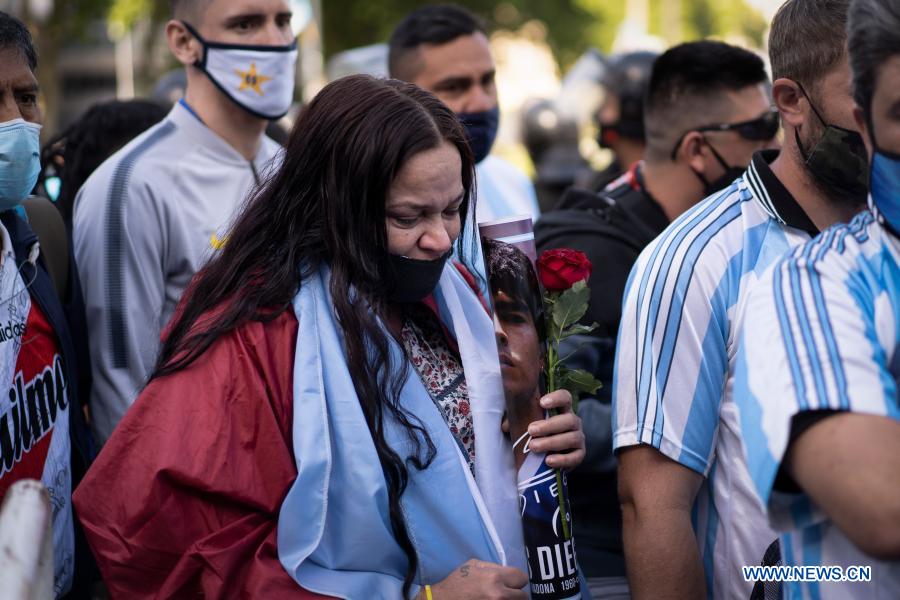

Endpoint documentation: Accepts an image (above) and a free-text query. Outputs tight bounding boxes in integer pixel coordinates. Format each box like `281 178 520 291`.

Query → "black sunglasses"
670 108 780 160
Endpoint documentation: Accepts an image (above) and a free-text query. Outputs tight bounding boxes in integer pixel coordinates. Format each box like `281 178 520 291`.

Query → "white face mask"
183 21 298 120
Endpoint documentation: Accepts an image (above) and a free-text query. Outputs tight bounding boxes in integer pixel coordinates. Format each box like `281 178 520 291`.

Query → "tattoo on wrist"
460 565 470 577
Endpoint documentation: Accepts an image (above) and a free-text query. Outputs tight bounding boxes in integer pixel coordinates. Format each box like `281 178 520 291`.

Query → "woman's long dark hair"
152 75 476 596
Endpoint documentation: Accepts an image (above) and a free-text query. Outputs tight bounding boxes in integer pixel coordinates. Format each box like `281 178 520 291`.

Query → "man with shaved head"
73 0 294 445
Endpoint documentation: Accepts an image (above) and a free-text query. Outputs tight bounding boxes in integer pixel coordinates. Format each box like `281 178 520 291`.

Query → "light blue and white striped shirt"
735 208 900 599
613 151 817 599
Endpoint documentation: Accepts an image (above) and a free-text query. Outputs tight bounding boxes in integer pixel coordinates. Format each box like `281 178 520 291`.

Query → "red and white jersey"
0 220 72 597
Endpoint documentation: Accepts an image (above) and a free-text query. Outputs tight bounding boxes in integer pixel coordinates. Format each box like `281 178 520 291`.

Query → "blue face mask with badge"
0 119 41 211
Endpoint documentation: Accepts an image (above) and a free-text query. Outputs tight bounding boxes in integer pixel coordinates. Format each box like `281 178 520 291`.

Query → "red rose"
537 249 592 291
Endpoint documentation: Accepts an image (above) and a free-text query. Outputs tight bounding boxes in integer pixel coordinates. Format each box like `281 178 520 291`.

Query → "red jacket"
73 310 331 598
74 263 483 597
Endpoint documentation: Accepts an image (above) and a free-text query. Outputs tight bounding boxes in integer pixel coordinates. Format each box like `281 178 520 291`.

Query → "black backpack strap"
537 187 660 254
22 196 68 299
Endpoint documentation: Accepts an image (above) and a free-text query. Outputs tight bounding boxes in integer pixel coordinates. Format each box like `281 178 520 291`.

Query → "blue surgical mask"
458 106 499 164
0 119 41 210
870 145 900 233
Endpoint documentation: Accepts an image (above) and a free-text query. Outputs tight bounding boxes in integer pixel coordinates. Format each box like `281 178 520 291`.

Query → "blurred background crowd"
3 0 782 209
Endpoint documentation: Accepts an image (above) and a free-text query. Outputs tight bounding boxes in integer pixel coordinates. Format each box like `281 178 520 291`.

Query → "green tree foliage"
108 0 174 91
677 0 768 45
322 0 767 70
322 0 609 69
108 0 156 35
684 0 718 38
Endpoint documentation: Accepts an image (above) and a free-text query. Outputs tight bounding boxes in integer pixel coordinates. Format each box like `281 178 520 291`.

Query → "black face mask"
692 139 746 197
598 118 644 150
385 251 452 303
597 123 620 150
796 83 869 207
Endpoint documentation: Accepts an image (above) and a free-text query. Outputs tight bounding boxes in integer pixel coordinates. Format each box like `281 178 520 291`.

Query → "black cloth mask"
597 123 619 150
796 83 869 207
386 251 452 303
692 139 746 197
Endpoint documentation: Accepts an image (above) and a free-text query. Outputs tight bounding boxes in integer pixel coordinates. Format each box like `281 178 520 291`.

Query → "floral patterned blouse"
400 305 475 473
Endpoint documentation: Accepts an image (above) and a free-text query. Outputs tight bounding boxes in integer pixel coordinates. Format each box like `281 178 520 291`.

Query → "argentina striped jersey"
613 151 817 599
735 209 900 599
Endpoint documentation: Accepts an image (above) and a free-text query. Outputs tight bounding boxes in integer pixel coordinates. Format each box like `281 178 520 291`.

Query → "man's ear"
772 77 805 131
166 20 200 67
853 103 874 159
680 131 708 175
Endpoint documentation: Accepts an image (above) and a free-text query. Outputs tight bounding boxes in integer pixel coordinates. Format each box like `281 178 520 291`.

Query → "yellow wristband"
425 584 433 600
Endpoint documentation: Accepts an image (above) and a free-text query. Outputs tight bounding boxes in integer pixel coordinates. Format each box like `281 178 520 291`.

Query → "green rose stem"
536 253 601 546
545 339 572 542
